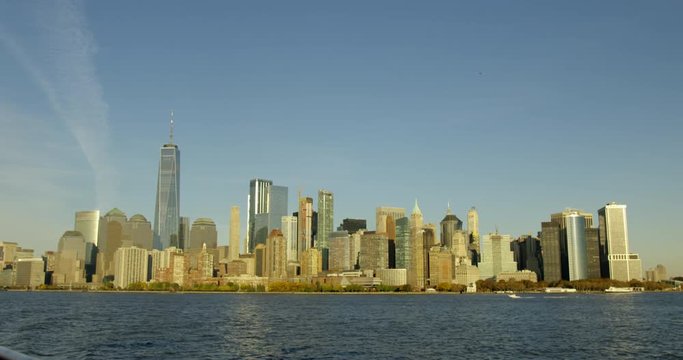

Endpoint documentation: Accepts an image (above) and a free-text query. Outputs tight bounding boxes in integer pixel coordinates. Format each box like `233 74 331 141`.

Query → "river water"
1 292 681 359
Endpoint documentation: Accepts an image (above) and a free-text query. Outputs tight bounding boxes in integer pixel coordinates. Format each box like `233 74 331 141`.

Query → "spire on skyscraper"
412 199 422 215
169 110 174 144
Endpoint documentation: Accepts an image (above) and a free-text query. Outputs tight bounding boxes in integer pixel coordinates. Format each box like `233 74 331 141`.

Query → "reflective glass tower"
153 114 180 250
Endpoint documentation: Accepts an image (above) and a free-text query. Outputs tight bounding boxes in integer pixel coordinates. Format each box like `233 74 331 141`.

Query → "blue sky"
1 1 682 275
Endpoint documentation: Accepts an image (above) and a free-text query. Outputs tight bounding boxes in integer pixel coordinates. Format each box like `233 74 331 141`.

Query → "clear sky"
1 1 681 275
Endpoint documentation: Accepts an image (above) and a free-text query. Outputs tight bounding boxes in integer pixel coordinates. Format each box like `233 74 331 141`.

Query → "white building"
113 246 148 289
281 216 298 262
599 203 643 281
376 268 407 286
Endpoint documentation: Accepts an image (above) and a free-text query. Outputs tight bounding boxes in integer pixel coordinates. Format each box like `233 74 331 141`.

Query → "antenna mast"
169 110 174 144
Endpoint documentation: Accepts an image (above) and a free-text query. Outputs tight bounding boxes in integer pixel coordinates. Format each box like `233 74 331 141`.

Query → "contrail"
0 0 115 209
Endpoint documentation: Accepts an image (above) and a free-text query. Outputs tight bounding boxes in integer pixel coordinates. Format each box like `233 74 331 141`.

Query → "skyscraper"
113 246 149 289
229 206 240 261
189 218 217 250
75 210 100 245
376 207 405 240
75 210 99 282
265 230 288 280
338 218 367 234
281 216 298 263
478 232 517 280
598 203 643 281
408 200 425 290
128 214 153 251
359 232 389 271
297 196 313 261
395 217 410 269
540 221 562 282
179 217 190 250
328 231 351 272
440 206 463 249
467 207 480 264
247 178 272 252
565 213 588 280
317 189 334 271
153 114 180 250
247 180 288 253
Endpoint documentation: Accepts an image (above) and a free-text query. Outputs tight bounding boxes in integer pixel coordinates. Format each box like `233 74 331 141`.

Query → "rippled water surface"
1 292 682 359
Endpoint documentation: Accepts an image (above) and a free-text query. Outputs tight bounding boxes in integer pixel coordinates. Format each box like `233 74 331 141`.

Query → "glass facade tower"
153 119 180 250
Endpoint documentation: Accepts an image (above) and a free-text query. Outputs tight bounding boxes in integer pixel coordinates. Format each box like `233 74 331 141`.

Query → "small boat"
545 287 577 293
605 286 643 293
508 294 521 299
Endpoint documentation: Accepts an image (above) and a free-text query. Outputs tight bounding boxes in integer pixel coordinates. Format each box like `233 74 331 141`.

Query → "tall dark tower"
153 112 180 250
440 204 463 248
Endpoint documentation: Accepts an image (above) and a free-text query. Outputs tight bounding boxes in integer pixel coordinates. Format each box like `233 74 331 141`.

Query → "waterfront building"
153 115 180 250
565 212 588 280
428 246 454 287
113 246 148 289
15 258 45 288
297 196 314 260
511 235 542 280
317 190 334 271
359 232 389 271
229 206 240 261
478 232 517 280
598 203 643 281
548 209 594 280
128 214 153 251
281 216 298 262
226 260 248 276
338 218 367 234
328 231 351 272
99 208 129 277
376 268 407 286
197 243 214 278
301 248 322 277
0 242 18 269
395 217 410 269
585 228 601 279
189 218 217 250
150 247 182 282
497 269 538 282
53 231 86 286
645 264 668 282
454 263 480 287
467 207 480 265
265 230 288 280
376 207 406 240
540 221 562 282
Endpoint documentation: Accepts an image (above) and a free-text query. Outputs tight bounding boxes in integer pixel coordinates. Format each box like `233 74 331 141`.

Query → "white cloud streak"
0 0 116 208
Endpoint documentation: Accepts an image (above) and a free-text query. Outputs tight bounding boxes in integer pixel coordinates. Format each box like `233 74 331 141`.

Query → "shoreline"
4 289 680 295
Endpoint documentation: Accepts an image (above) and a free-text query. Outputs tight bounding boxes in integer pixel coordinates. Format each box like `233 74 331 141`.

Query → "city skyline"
1 1 682 275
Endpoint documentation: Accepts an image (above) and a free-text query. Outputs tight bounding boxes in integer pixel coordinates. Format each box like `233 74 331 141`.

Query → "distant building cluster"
0 120 657 290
